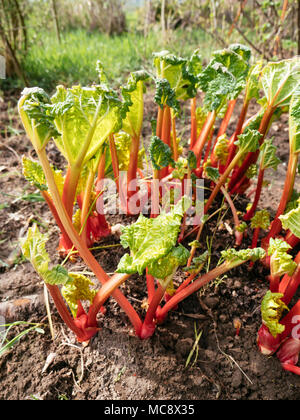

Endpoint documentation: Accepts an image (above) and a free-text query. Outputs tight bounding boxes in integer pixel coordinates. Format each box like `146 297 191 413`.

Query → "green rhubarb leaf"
51 84 122 166
116 202 185 275
198 61 236 112
187 150 197 170
153 50 200 102
20 224 50 274
268 238 297 278
121 70 149 139
279 201 300 239
261 290 289 338
289 86 300 155
22 156 64 197
260 57 300 108
154 78 180 114
245 61 263 102
204 166 220 182
149 136 175 171
184 251 209 274
245 164 258 179
114 132 145 171
221 247 266 265
18 87 60 151
259 138 281 171
61 273 98 318
210 44 251 99
251 210 271 230
22 157 48 191
20 225 72 286
172 157 188 180
148 244 190 283
43 265 70 286
214 134 229 165
234 129 262 154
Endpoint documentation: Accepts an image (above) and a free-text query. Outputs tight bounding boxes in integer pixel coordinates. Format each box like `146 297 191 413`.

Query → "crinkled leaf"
116 203 185 275
204 166 220 182
121 70 149 139
20 225 70 286
51 84 122 166
148 244 190 282
154 78 180 113
198 61 236 112
245 164 258 179
61 273 98 318
153 50 200 102
245 61 263 102
268 238 297 277
149 136 175 170
196 107 208 137
280 201 300 239
22 156 64 197
22 157 48 191
236 222 248 233
261 290 289 338
20 225 50 274
221 247 266 265
214 134 229 165
210 44 251 99
289 86 300 155
251 209 271 230
184 251 209 275
172 157 188 180
260 57 300 108
187 150 197 170
114 132 144 171
43 265 70 286
235 129 262 154
259 138 281 170
18 87 60 150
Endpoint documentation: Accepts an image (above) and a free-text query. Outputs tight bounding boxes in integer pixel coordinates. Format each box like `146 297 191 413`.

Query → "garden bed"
0 89 299 401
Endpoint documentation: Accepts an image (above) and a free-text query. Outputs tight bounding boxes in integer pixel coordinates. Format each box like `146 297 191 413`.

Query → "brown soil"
0 91 299 401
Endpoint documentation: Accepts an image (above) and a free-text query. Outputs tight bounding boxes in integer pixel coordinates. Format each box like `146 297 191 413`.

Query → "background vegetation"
0 0 299 91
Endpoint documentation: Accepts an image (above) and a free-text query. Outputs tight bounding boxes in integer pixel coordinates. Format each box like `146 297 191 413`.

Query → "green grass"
21 28 216 92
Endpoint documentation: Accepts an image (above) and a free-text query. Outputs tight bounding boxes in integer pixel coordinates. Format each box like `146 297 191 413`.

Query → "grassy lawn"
20 27 217 92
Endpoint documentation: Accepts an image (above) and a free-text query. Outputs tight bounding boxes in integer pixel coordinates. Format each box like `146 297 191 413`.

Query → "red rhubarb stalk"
190 97 197 149
192 111 216 164
243 167 265 221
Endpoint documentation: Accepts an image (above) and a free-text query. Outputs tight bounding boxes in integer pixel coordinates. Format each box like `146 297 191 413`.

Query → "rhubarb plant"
17 45 300 375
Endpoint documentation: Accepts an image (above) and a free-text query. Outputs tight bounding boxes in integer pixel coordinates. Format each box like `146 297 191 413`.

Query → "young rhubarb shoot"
156 247 266 324
258 290 289 355
140 244 190 339
20 225 99 342
276 337 300 375
268 238 297 292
